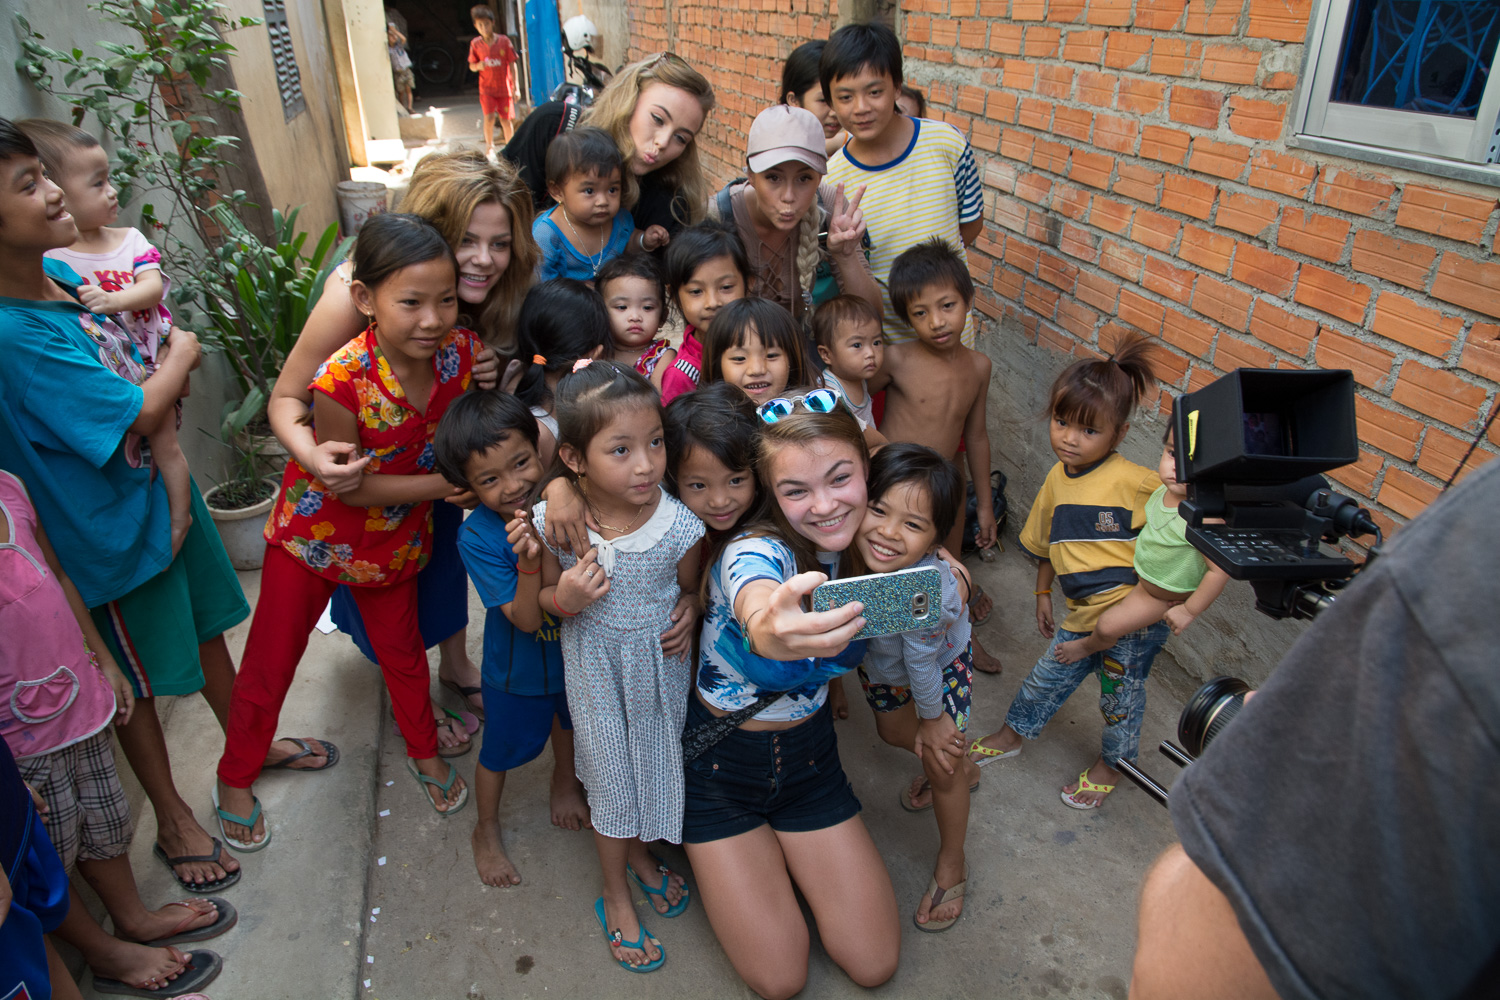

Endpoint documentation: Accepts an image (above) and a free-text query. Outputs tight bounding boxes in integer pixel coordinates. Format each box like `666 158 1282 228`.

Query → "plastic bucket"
336 180 388 235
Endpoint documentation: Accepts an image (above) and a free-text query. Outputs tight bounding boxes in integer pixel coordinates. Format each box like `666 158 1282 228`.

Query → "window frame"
1290 0 1500 188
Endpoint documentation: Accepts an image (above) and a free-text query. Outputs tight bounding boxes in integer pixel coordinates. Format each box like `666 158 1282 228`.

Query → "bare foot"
550 772 591 831
1052 636 1097 664
972 636 1004 675
471 819 522 886
88 940 188 990
828 674 850 720
627 843 685 915
118 899 219 945
1061 758 1120 808
915 856 967 927
169 512 192 558
263 737 334 770
213 782 267 847
969 586 993 624
413 756 466 812
156 815 241 886
601 891 661 966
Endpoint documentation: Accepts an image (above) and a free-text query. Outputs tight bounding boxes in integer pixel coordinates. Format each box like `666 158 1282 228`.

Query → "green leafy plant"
201 204 354 439
199 428 277 509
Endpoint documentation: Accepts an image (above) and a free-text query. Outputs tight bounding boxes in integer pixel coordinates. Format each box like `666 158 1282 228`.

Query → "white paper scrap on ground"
364 980 371 989
385 780 394 786
377 857 387 866
372 907 381 914
367 955 374 964
379 809 390 817
315 600 337 634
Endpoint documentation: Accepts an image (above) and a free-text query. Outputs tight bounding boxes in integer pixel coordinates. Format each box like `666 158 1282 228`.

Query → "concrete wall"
220 0 350 234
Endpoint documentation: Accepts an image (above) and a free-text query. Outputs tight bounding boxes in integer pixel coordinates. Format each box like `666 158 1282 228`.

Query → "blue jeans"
1003 623 1169 767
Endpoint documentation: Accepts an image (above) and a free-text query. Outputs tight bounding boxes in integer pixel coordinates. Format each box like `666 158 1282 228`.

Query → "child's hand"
444 485 481 510
641 225 670 252
312 440 372 494
507 510 542 571
472 346 501 390
556 547 610 613
1036 595 1055 639
914 714 961 774
500 357 527 394
78 284 116 314
975 507 998 551
660 593 701 658
161 326 203 371
1164 604 1196 635
100 656 136 727
544 481 596 555
825 183 867 257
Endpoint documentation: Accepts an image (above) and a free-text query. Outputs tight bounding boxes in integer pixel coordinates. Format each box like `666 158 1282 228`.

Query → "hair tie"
572 358 593 373
533 354 547 365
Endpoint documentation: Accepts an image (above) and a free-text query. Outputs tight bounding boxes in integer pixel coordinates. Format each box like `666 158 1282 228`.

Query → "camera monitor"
1173 369 1357 485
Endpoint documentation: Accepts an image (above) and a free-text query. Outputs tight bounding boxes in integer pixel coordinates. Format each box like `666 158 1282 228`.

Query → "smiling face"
827 67 899 145
0 155 77 253
566 401 667 511
856 480 939 572
1049 410 1125 475
454 200 513 305
601 274 663 350
791 85 841 139
626 82 706 176
52 144 117 232
904 281 969 352
767 437 867 551
746 159 821 233
550 166 621 230
351 256 459 364
463 432 544 515
676 444 755 532
719 325 790 406
676 254 746 332
817 318 883 382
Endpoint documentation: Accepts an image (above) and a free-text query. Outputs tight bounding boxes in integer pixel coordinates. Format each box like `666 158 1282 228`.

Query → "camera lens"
1178 676 1251 757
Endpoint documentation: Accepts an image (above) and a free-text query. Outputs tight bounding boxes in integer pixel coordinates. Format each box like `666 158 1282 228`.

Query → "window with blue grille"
1294 0 1500 183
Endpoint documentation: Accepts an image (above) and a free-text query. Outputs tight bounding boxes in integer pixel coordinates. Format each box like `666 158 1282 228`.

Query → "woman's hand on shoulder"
541 479 597 554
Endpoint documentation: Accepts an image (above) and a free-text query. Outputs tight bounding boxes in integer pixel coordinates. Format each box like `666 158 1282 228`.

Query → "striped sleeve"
954 142 982 223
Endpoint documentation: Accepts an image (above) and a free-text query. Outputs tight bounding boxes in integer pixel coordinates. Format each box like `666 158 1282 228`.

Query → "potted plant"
201 432 280 570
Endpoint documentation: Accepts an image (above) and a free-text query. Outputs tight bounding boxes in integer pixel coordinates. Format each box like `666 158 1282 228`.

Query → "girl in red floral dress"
215 215 483 846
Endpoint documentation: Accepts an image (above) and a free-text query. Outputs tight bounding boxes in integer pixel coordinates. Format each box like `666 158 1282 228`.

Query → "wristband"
552 592 576 617
518 566 540 575
739 606 767 654
1034 589 1053 596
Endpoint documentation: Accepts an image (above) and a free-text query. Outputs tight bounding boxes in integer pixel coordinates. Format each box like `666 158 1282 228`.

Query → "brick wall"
624 0 1500 545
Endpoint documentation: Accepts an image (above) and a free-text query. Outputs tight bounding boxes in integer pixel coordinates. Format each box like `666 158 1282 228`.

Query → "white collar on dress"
587 486 675 576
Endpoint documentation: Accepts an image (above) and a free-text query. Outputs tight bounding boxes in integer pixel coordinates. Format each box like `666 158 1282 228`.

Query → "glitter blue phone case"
810 566 942 640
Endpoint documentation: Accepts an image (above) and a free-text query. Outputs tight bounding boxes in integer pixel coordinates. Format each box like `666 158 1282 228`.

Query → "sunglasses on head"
756 388 845 424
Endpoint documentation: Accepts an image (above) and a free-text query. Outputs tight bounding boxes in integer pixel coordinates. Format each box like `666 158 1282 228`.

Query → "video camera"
1118 368 1382 804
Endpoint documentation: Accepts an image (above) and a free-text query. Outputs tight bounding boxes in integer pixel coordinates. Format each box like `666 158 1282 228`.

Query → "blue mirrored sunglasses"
757 388 844 424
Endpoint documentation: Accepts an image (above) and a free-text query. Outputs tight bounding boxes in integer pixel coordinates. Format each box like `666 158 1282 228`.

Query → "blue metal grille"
1333 0 1500 119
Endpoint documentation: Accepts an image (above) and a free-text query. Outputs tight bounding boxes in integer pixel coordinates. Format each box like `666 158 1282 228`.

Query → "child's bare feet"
600 889 662 966
828 674 850 720
550 770 591 830
169 510 192 558
472 818 522 886
1053 634 1107 664
1060 758 1120 809
971 635 1004 675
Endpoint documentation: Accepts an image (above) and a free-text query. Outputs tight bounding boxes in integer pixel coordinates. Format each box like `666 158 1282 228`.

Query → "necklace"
559 206 606 276
581 479 648 534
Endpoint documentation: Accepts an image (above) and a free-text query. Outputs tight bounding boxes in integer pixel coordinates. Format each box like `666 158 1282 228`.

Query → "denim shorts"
681 697 862 843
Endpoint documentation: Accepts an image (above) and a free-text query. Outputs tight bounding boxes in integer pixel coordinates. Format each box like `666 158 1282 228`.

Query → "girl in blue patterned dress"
532 360 704 974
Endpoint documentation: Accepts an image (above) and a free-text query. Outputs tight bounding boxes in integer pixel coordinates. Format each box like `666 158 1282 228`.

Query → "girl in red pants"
215 214 483 849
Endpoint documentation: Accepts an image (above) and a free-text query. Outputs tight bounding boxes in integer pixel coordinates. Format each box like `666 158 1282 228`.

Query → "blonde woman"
710 104 880 330
503 52 715 239
266 149 538 725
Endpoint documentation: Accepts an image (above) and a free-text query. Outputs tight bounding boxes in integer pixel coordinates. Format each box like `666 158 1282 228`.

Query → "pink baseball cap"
746 105 827 174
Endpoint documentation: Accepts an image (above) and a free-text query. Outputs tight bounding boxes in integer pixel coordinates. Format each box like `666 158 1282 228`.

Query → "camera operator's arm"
1035 560 1056 638
1131 844 1278 1000
1164 564 1230 635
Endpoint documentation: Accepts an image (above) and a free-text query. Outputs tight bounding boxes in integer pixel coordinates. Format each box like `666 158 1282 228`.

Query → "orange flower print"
311 521 337 540
341 560 384 584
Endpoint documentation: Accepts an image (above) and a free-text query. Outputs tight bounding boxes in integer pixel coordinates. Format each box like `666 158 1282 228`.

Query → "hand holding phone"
811 566 942 641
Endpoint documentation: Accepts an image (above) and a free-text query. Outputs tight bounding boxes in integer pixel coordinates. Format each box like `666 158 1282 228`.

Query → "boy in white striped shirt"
821 22 984 347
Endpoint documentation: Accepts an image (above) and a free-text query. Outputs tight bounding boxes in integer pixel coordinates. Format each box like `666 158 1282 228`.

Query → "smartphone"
810 566 942 640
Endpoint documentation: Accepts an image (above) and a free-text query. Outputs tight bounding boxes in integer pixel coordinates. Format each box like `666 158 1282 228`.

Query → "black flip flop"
441 678 486 720
261 736 340 772
91 947 223 997
137 897 238 948
152 839 242 894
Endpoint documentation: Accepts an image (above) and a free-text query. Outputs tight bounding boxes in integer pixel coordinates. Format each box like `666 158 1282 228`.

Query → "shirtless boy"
873 238 1001 674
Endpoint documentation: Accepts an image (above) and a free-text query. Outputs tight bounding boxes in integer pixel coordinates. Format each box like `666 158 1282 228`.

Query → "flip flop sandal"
914 867 968 933
1061 769 1116 810
968 583 993 626
968 736 1022 767
91 946 223 997
406 757 469 815
135 898 238 948
394 712 475 757
261 737 340 772
593 897 665 972
211 786 272 852
441 677 486 720
151 841 241 895
899 776 981 813
626 858 690 917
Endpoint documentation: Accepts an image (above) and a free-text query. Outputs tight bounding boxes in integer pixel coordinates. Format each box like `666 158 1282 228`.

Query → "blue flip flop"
211 786 271 853
593 897 665 973
626 858 690 917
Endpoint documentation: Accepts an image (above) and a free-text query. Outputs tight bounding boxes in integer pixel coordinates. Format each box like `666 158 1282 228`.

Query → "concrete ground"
76 537 1200 1000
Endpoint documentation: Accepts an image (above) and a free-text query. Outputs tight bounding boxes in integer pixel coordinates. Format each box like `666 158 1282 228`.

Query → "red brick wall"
626 0 1500 540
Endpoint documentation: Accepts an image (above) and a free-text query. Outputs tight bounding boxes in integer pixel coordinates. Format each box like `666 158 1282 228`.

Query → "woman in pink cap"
711 104 881 330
